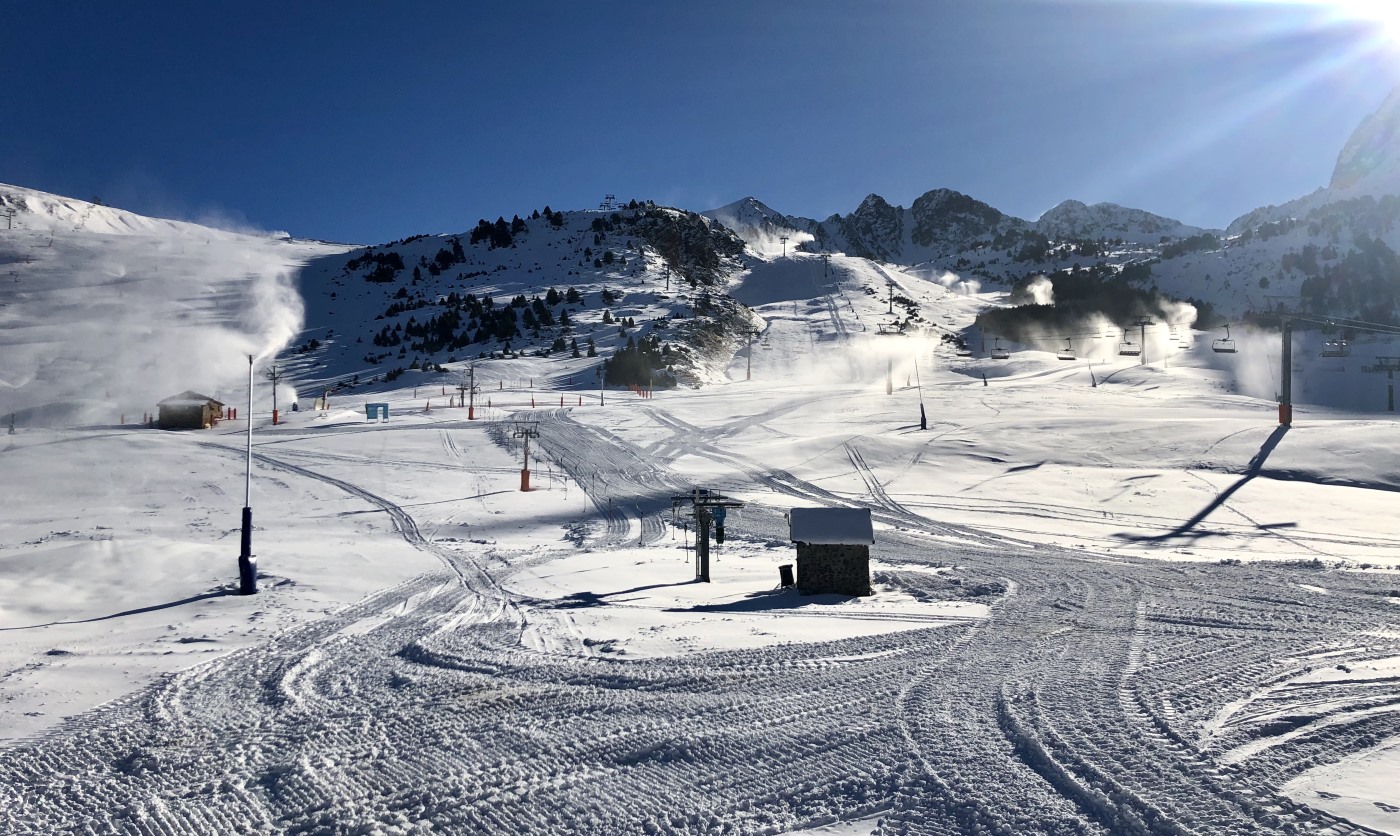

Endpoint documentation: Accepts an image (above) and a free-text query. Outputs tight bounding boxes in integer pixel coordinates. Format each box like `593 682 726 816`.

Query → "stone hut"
158 390 224 430
788 507 874 597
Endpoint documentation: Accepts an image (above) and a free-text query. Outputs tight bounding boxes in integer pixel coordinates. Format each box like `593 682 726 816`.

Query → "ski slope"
3 235 1399 834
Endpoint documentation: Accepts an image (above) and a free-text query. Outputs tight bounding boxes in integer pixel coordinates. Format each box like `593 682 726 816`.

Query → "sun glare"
1330 0 1400 42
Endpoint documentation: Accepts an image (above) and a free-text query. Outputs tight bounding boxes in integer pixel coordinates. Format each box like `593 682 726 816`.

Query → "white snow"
3 186 1399 834
789 508 875 546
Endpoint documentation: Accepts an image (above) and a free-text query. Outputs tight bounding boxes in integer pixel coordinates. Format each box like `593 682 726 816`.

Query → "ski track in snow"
2 406 1398 835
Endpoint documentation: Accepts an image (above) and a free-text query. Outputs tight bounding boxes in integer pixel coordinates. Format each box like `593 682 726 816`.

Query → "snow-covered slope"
4 228 1400 834
0 184 352 426
285 203 753 400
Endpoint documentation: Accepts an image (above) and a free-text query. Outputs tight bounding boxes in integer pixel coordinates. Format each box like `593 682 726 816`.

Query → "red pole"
272 409 279 425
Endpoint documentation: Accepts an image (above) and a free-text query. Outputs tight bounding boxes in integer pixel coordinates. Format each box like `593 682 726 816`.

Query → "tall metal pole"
915 358 927 430
746 331 756 381
696 505 712 582
467 364 476 420
598 367 605 406
1279 318 1293 425
239 355 257 594
1136 317 1152 367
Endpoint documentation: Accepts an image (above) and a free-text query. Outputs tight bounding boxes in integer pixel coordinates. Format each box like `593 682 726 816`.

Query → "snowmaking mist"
0 219 342 427
977 272 1200 364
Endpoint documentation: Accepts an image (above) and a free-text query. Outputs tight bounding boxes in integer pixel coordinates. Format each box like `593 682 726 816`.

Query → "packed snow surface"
2 206 1399 834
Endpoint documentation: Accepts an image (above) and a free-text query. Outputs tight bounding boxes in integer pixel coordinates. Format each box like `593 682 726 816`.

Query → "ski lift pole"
1280 317 1293 425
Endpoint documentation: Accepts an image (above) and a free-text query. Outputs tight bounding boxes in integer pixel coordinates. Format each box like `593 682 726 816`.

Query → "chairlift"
955 343 974 357
1057 338 1076 361
1212 325 1237 354
990 338 1011 360
1117 329 1141 357
1320 339 1350 358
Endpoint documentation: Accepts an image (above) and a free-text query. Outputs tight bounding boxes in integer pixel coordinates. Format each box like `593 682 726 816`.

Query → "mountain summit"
1330 86 1400 194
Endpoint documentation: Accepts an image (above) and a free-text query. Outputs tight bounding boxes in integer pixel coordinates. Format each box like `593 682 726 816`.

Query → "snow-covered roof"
788 507 874 545
158 390 223 406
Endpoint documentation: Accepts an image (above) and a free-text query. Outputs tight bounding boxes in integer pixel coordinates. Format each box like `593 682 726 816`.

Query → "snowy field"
3 199 1400 833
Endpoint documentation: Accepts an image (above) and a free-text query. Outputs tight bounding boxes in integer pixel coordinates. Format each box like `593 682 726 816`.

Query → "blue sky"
3 1 1397 243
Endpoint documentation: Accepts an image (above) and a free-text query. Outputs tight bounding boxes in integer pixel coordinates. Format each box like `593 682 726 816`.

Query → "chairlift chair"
1211 325 1237 354
1117 330 1141 357
1320 339 1350 358
1056 338 1076 361
990 338 1011 360
955 343 974 357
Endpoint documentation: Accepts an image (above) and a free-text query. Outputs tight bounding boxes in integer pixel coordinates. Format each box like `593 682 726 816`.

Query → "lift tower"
671 489 745 583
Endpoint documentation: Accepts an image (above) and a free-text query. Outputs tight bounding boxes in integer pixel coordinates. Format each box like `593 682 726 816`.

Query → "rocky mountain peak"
1330 86 1400 193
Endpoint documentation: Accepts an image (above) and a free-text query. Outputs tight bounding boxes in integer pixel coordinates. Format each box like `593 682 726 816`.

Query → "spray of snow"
0 213 335 425
1026 275 1055 306
934 270 982 296
746 228 816 259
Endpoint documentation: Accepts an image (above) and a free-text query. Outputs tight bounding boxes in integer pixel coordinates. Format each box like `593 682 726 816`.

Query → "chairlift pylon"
1212 324 1237 354
1057 338 1076 361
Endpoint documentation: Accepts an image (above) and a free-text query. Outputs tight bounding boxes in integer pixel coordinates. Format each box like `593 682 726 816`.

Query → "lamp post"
238 354 257 594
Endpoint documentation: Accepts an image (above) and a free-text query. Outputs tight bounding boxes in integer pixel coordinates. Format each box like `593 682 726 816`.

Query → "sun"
1333 0 1400 43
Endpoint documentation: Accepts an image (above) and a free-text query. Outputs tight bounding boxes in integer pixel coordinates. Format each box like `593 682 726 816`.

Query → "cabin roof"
159 390 224 407
788 507 874 545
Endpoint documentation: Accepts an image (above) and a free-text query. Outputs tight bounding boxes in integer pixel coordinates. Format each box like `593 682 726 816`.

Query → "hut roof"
788 507 874 545
159 390 224 407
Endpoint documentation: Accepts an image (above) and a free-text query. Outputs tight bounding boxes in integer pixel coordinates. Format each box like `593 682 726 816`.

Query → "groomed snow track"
2 411 1397 835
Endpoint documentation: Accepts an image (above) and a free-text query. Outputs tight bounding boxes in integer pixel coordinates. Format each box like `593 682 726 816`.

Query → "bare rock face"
838 193 906 262
1330 86 1400 193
